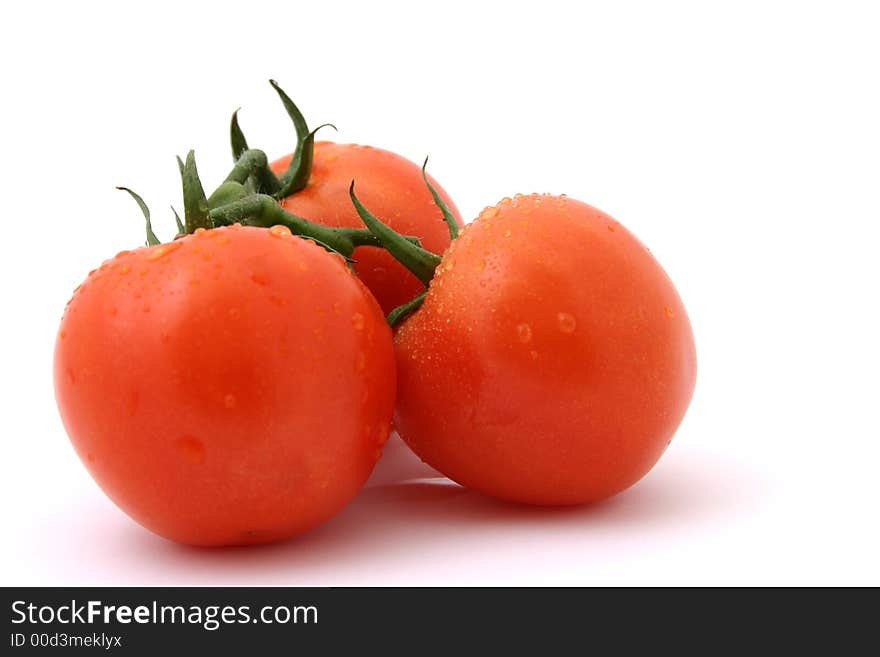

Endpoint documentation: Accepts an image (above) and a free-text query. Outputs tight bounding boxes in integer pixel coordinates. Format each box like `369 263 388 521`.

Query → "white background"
1 1 878 585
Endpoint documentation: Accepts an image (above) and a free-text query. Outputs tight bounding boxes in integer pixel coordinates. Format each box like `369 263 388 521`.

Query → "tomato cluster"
54 82 696 546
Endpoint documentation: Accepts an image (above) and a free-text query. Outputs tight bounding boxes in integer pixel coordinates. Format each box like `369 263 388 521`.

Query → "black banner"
1 587 873 653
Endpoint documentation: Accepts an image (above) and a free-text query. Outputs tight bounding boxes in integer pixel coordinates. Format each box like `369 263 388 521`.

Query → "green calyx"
116 187 160 246
177 151 211 233
350 163 459 326
269 79 336 198
115 83 449 330
120 82 340 245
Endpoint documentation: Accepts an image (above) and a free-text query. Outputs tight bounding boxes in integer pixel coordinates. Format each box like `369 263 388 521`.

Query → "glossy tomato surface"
271 142 462 314
393 194 696 505
54 225 395 546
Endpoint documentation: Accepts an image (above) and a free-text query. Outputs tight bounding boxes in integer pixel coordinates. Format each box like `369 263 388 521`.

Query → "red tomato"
54 224 395 546
393 194 696 505
271 142 462 314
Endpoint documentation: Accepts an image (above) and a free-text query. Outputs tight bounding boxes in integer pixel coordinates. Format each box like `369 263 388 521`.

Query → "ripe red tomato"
54 224 395 546
392 194 696 505
270 142 462 314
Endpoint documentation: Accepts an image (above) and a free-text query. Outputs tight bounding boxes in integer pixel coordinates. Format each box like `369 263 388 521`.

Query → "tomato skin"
393 194 696 505
54 225 395 546
271 142 462 314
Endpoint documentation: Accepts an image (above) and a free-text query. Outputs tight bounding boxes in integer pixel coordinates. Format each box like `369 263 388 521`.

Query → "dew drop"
516 323 532 343
108 306 117 317
557 312 577 333
223 393 237 409
355 352 366 372
193 227 207 236
664 306 675 319
147 241 182 260
269 224 292 238
228 307 240 320
482 206 499 220
504 229 512 238
119 265 130 274
351 313 365 330
530 350 539 360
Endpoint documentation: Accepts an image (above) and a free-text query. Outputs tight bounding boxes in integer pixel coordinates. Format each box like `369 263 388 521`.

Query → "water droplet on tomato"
119 265 130 274
664 306 675 318
504 229 512 238
516 323 532 343
193 227 207 236
530 350 539 360
147 241 182 261
482 206 499 220
108 306 117 317
557 312 577 333
223 394 236 409
269 224 291 238
355 352 366 372
351 313 365 330
228 307 241 320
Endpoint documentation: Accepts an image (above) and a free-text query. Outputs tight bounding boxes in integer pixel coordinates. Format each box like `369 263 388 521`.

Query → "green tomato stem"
227 115 281 195
207 181 249 210
209 194 415 258
386 290 427 327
